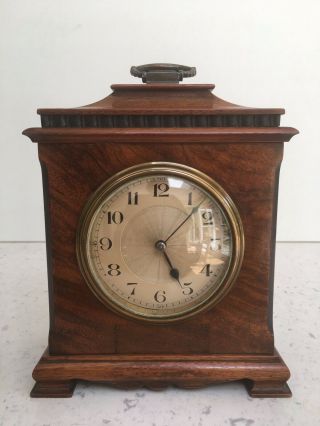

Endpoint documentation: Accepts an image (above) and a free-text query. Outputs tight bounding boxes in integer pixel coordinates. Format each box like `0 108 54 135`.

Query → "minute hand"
164 200 204 243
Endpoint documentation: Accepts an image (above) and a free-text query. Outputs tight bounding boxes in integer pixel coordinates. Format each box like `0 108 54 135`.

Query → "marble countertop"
0 243 319 426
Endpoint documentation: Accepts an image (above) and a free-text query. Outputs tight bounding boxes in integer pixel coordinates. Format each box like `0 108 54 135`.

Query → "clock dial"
77 163 244 322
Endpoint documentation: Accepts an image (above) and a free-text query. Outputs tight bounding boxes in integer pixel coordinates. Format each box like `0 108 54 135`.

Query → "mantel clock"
23 64 298 398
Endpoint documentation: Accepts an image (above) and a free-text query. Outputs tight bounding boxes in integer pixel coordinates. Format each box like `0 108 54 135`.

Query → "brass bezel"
76 162 245 323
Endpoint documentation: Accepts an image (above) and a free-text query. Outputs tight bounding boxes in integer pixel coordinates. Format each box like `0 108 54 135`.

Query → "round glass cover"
77 162 244 322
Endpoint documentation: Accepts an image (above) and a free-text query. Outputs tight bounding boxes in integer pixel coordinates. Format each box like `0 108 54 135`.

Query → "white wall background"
0 0 319 241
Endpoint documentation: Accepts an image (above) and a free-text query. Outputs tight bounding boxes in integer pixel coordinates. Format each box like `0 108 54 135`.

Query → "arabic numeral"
107 264 121 276
154 290 166 303
127 282 138 295
153 183 169 197
202 210 213 226
99 237 112 250
107 211 123 224
128 192 138 205
201 264 214 277
182 282 193 295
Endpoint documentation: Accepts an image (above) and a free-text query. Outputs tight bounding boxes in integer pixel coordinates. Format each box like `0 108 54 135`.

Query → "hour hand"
163 251 181 283
155 240 183 288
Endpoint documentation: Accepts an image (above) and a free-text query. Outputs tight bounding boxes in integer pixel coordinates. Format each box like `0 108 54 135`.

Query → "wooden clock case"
23 78 298 398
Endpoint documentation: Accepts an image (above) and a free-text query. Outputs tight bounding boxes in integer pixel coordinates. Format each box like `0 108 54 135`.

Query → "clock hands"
155 240 183 288
164 199 205 243
154 200 205 287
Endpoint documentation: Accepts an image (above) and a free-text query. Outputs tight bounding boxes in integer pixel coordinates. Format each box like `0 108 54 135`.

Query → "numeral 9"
99 237 112 250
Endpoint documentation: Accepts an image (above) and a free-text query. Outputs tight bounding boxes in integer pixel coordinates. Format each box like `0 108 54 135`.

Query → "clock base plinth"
31 348 291 398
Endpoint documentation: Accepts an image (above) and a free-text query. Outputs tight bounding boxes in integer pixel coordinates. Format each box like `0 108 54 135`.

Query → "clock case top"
23 82 298 357
38 83 284 128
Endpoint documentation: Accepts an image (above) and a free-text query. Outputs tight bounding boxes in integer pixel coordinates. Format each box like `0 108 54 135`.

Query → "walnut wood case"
23 82 298 398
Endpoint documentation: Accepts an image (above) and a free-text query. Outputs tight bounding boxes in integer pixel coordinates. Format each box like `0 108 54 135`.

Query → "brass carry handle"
130 63 196 84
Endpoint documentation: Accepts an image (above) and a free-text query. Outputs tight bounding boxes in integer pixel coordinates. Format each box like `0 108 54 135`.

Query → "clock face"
77 163 244 322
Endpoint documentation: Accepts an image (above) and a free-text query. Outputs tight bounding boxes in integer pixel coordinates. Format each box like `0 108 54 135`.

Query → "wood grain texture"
23 81 298 398
23 127 298 144
35 84 286 128
36 141 282 356
37 84 285 116
31 348 291 398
